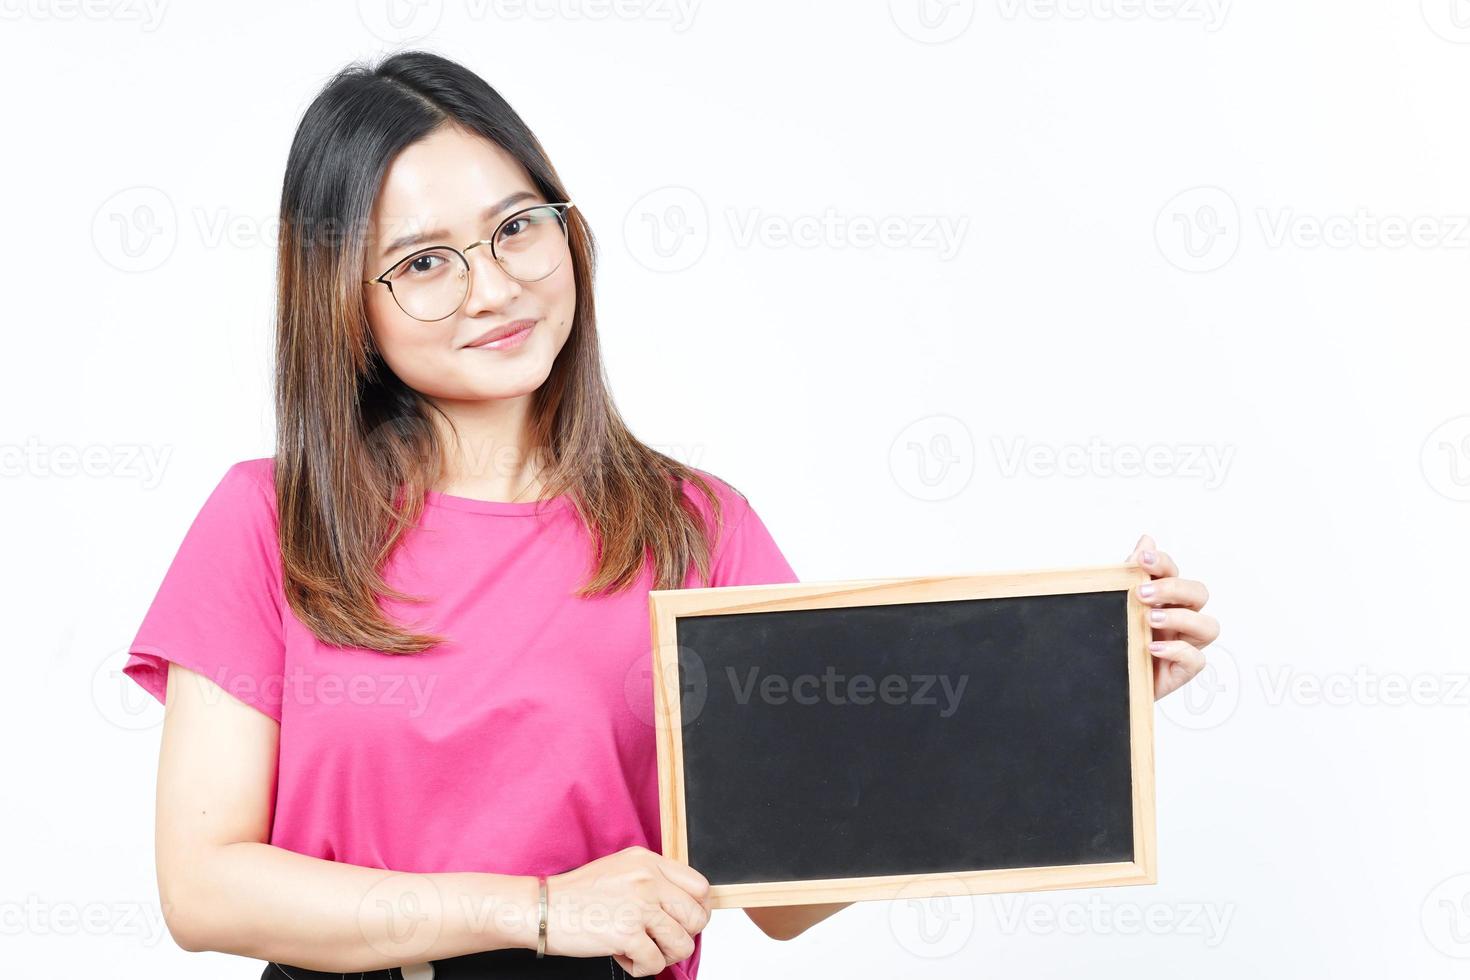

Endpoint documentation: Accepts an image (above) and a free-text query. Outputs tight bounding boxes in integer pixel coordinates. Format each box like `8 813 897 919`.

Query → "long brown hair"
274 50 730 653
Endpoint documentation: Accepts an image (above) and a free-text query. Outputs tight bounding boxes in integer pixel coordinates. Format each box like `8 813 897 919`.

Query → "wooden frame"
648 562 1157 909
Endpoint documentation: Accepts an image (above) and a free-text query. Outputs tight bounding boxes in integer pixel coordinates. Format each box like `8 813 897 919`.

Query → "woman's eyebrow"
380 190 540 259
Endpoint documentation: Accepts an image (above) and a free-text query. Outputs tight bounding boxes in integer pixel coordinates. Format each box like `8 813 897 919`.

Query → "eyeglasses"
364 202 575 322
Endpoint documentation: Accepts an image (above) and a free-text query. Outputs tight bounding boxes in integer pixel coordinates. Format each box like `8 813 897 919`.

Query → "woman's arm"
744 902 853 941
154 662 540 972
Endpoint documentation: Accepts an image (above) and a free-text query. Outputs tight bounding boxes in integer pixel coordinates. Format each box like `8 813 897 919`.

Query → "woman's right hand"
543 846 713 977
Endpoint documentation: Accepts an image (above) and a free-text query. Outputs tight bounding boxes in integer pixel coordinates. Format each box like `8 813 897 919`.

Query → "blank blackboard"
648 565 1156 908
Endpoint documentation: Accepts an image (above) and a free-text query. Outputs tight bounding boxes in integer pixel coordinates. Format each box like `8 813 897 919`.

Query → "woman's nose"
461 245 521 314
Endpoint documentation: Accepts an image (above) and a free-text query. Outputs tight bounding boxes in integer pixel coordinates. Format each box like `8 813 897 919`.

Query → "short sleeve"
121 460 287 723
708 488 800 589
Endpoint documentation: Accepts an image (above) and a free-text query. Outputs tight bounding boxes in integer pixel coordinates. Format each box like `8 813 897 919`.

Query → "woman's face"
362 125 576 403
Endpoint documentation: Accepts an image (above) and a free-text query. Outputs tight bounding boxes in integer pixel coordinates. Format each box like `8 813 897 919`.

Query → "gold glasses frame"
363 201 575 322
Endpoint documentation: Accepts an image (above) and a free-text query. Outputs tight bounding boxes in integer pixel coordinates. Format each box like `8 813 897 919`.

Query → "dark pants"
261 947 633 979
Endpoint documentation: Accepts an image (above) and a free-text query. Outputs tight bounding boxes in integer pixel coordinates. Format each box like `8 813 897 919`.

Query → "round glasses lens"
494 206 570 282
386 246 469 320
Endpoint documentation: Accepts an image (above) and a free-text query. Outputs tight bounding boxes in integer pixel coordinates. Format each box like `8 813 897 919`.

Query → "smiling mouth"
463 319 538 349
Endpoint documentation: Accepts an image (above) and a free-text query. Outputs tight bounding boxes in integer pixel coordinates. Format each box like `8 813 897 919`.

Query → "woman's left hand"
1127 534 1220 701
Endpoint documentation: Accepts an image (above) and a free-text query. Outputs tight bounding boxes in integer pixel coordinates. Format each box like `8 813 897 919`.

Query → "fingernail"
1141 550 1156 565
1148 641 1165 652
1139 583 1155 599
1149 610 1166 625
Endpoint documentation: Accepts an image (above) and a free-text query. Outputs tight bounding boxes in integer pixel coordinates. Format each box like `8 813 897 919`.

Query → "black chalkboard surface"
648 564 1156 908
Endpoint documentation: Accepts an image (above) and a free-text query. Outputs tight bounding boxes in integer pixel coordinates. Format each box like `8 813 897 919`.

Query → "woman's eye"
500 218 527 239
401 252 446 277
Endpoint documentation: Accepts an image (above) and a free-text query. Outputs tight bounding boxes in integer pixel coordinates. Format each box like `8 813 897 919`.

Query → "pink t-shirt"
122 456 799 980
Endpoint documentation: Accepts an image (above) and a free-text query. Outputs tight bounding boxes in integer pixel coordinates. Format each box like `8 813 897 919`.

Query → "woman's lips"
464 319 537 351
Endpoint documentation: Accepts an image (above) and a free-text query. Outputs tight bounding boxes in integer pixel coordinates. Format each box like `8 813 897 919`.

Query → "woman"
122 50 1220 980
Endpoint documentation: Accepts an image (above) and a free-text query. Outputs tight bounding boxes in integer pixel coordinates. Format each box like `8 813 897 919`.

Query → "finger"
656 858 711 905
642 906 696 968
657 883 711 939
1126 534 1180 578
618 929 671 978
1139 546 1179 579
1137 577 1209 610
1151 640 1206 699
1126 533 1156 563
1145 607 1220 646
1147 638 1205 671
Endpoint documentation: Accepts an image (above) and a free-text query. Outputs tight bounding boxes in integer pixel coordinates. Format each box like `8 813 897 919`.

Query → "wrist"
486 873 542 952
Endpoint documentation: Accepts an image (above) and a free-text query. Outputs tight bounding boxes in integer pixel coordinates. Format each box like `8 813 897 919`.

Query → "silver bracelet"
536 875 548 959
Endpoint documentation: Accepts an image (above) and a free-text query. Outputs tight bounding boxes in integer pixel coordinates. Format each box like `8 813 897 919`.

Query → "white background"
4 1 1468 977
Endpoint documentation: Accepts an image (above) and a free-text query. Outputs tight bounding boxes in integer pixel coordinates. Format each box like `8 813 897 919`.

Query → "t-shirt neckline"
421 489 573 516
